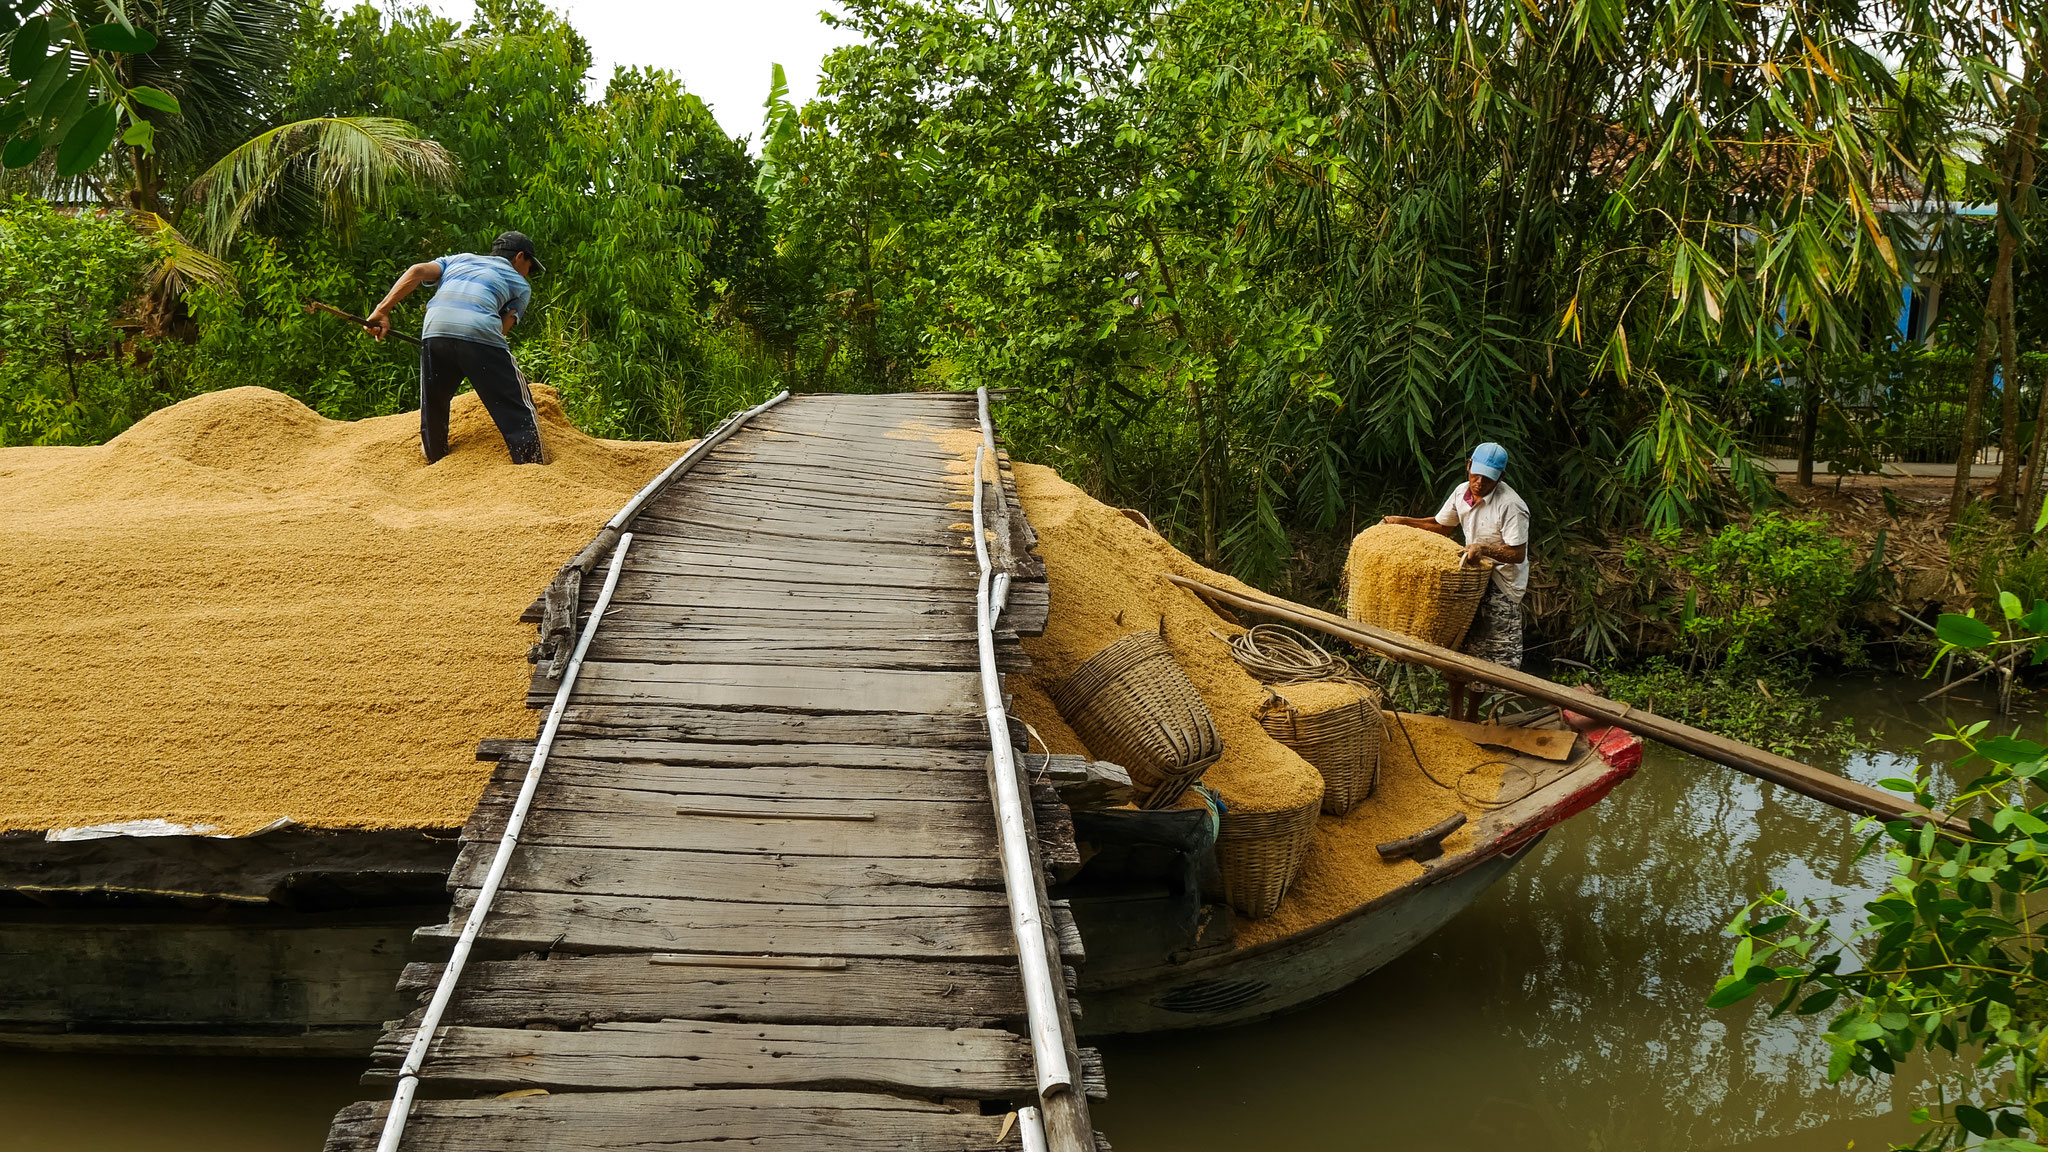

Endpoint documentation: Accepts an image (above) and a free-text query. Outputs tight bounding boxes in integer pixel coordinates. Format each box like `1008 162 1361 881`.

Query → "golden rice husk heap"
1343 523 1491 648
963 463 1516 927
0 386 684 835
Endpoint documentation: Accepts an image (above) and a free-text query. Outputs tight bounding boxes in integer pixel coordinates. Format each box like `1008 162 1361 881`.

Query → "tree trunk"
1143 221 1218 564
1999 270 2023 507
1986 58 2042 513
1796 367 1819 486
1998 282 2024 508
1952 299 2003 519
2024 353 2048 524
2009 62 2045 522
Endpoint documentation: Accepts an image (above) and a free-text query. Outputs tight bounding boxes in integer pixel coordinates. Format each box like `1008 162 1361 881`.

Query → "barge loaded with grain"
1 385 1946 1068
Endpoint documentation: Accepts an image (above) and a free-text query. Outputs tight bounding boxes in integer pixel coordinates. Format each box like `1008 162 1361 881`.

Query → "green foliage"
1953 502 2048 615
0 3 792 446
0 1 188 179
1543 510 1887 668
0 196 164 444
1665 513 1881 668
1572 659 1868 760
1716 598 2048 1150
159 234 416 419
759 0 1968 588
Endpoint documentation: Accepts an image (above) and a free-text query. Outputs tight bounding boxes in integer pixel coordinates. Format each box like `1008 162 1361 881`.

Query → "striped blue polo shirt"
421 253 532 348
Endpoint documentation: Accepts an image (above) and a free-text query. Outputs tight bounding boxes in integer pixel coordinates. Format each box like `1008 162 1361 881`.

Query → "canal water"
0 673 2016 1150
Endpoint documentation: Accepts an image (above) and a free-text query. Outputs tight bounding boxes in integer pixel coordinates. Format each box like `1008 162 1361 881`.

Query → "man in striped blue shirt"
365 231 545 464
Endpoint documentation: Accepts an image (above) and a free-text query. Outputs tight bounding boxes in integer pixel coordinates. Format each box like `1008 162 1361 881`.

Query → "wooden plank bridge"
324 392 1102 1152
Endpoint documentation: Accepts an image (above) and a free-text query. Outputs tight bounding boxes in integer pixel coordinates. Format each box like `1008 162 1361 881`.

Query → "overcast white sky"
377 1 865 143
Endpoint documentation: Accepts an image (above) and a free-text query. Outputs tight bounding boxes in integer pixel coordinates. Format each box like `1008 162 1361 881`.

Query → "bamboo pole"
977 392 1093 1152
1166 575 1967 834
972 443 1075 1149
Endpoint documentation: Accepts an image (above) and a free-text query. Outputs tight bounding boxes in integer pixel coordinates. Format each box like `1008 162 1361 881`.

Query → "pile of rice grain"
1004 464 1514 929
0 386 684 835
1234 712 1509 946
1005 466 1323 816
1343 523 1490 648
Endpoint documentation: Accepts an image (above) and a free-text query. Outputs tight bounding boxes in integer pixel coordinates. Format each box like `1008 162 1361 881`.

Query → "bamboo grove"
0 0 2043 593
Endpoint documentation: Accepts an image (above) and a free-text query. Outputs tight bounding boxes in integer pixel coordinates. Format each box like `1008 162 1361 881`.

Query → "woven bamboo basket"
1215 798 1320 918
1051 631 1223 809
1342 525 1492 648
1257 681 1385 815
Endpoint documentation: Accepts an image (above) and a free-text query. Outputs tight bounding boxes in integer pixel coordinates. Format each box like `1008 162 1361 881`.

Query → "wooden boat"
1063 711 1641 1034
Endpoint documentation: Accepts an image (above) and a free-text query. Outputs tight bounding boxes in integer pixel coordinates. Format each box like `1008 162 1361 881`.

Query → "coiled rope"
1219 624 1530 810
1219 624 1371 685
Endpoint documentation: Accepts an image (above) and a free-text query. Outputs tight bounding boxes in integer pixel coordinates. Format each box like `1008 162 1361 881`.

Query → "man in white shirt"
1382 442 1531 721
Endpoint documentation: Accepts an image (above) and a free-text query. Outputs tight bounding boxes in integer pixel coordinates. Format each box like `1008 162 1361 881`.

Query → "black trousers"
418 337 543 464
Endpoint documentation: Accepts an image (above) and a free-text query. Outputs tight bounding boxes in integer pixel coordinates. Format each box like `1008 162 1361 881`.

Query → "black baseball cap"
490 231 544 272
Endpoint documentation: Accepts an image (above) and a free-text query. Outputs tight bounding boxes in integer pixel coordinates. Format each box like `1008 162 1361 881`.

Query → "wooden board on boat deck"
1441 718 1576 760
324 393 1097 1152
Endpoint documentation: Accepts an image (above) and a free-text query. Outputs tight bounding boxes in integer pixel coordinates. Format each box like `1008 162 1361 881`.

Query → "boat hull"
1078 837 1534 1034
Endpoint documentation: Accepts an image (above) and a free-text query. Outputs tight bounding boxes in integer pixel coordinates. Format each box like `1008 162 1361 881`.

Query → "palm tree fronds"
185 116 458 252
129 210 236 299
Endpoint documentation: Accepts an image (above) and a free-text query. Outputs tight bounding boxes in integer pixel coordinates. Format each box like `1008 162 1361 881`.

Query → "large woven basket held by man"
363 231 548 465
1379 442 1531 722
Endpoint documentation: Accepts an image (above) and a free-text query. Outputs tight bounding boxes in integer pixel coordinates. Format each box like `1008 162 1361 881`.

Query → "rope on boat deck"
1218 624 1534 811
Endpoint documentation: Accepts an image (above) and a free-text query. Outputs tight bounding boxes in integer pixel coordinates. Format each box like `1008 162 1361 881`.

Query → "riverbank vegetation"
3 0 2042 674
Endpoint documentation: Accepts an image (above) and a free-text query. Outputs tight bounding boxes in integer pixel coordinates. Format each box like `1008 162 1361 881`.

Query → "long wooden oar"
1167 573 1968 834
304 299 420 345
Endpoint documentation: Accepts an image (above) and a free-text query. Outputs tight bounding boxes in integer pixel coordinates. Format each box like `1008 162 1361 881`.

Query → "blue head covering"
1469 442 1508 480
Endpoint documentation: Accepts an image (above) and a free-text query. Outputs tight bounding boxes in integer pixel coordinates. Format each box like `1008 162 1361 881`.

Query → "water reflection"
1093 675 2012 1152
0 676 2020 1150
0 1052 363 1151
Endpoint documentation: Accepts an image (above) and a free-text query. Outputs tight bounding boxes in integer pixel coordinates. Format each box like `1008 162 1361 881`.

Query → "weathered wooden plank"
631 513 966 551
417 890 1083 960
478 737 991 772
450 842 1006 901
1003 579 1051 637
1035 789 1083 882
548 705 996 748
601 584 977 616
683 467 972 506
704 445 973 486
741 424 967 455
540 663 983 715
609 549 974 588
392 954 1027 1029
557 636 1021 675
618 546 976 583
463 788 999 858
488 754 999 801
369 1019 1035 1096
1031 756 1138 811
647 489 963 527
324 1090 1017 1152
581 617 987 641
569 611 978 646
660 476 969 515
607 570 977 604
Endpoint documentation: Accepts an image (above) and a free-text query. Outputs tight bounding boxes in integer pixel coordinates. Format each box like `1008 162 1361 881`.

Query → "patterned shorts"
1460 586 1524 669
